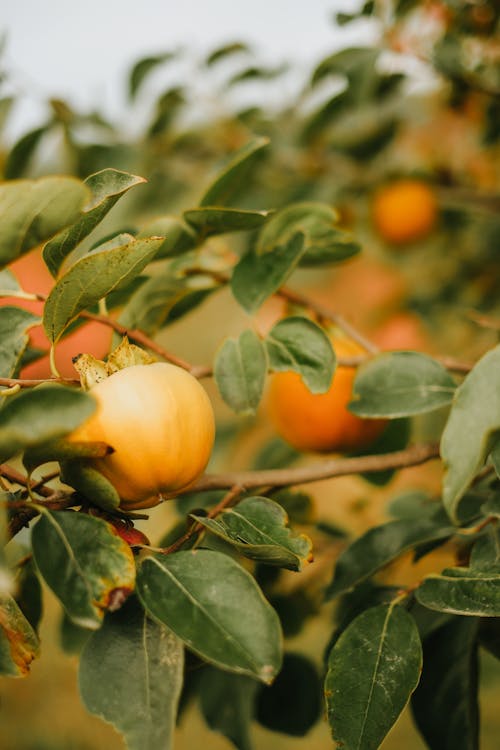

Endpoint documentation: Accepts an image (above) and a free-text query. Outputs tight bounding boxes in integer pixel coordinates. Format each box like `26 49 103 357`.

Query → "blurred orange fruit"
268 335 387 453
372 179 438 245
2 247 112 379
373 311 430 352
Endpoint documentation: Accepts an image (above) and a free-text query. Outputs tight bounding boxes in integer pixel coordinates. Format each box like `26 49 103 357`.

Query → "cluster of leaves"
0 2 499 749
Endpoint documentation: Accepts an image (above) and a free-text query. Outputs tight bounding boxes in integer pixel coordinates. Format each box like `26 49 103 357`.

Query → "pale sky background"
1 0 372 137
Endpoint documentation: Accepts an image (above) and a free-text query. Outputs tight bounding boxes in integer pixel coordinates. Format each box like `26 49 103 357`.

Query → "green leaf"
0 268 22 295
136 215 197 258
469 527 500 570
416 566 500 616
231 232 305 314
43 235 163 342
191 496 313 571
79 597 183 750
23 438 112 476
0 385 96 463
350 352 456 418
4 125 50 179
0 306 40 377
129 51 178 100
265 316 335 393
311 47 379 96
199 666 258 750
251 437 300 471
256 652 322 737
184 207 271 236
200 137 269 207
0 176 89 268
411 617 479 750
6 545 43 632
326 512 455 599
325 603 422 750
136 549 282 683
59 460 121 511
32 510 136 629
256 202 360 267
441 345 500 522
357 418 411 486
227 64 288 87
205 42 251 66
214 329 267 415
0 593 40 677
43 169 147 276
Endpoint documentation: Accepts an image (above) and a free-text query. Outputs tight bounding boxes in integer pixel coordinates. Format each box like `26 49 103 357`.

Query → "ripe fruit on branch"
372 179 438 245
268 336 386 453
69 360 215 509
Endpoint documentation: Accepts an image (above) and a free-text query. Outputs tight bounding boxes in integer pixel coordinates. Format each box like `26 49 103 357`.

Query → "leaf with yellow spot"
32 510 136 629
0 594 40 677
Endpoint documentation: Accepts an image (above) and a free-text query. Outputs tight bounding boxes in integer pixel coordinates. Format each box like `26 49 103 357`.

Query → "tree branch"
183 442 441 494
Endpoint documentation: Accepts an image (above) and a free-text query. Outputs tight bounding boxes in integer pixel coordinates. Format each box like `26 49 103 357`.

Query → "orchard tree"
1 2 500 749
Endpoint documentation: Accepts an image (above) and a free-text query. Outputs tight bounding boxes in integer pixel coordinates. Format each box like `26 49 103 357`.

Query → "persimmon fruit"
372 179 438 245
69 362 215 509
268 336 386 453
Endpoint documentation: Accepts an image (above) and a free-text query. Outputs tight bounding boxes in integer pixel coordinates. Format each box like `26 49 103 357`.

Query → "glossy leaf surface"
137 549 282 683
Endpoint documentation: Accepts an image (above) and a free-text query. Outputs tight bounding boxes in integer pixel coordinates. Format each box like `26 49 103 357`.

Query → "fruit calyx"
73 336 156 390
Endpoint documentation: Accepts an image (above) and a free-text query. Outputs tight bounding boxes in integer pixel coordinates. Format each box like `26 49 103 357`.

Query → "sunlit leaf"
325 603 422 750
0 176 89 267
441 345 500 522
80 597 183 750
136 549 282 683
43 235 163 342
192 496 313 571
266 316 335 393
350 352 456 417
43 169 147 276
0 593 40 677
32 510 136 628
214 329 267 415
137 215 197 258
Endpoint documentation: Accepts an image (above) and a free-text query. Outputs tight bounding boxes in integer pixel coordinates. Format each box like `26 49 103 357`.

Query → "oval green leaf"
191 496 313 571
32 510 136 629
214 329 268 415
200 137 269 207
136 549 283 683
326 512 455 599
256 202 360 267
43 235 163 342
350 352 456 418
184 207 271 236
325 603 422 750
231 232 305 314
0 385 96 463
0 176 89 267
43 168 146 276
79 597 183 750
416 566 500 616
266 316 335 393
441 344 500 522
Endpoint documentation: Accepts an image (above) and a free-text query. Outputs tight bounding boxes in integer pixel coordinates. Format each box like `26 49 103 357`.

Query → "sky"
1 0 370 137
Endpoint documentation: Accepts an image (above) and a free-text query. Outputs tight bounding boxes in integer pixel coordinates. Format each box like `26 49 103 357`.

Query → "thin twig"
161 484 243 554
